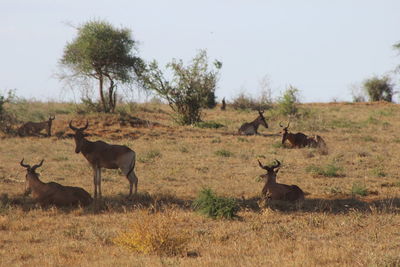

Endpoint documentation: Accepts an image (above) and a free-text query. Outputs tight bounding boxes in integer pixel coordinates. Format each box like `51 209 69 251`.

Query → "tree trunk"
98 74 108 112
108 78 116 113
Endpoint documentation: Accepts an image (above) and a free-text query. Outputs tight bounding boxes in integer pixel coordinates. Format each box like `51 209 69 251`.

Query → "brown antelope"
280 121 308 148
280 121 326 148
18 116 55 137
20 159 92 207
221 97 226 111
306 134 327 148
258 159 304 202
69 120 138 199
238 110 268 135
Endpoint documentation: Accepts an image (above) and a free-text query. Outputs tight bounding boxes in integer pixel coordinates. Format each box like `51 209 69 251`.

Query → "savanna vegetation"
0 100 400 266
2 17 400 267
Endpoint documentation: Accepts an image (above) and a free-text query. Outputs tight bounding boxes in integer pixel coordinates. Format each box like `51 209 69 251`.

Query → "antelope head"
69 120 89 153
258 110 269 128
20 158 44 194
279 121 290 144
258 159 281 183
48 115 55 129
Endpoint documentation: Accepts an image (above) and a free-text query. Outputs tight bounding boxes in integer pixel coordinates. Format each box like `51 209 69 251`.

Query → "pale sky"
1 0 400 103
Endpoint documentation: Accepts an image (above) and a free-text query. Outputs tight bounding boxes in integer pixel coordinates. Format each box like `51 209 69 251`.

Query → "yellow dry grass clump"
113 209 189 256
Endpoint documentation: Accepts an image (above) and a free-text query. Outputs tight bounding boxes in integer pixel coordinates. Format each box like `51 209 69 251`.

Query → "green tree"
141 50 221 125
277 85 300 116
59 20 145 113
0 89 18 134
363 76 393 102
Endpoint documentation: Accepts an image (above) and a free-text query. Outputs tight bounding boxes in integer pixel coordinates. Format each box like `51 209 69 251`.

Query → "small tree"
59 20 145 113
277 85 300 116
350 83 366 102
0 90 18 134
205 90 217 109
363 76 393 102
142 50 221 125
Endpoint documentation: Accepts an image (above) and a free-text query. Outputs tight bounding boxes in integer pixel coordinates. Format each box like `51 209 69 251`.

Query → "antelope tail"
127 159 135 177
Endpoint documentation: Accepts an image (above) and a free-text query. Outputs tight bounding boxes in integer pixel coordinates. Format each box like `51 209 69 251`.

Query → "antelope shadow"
0 191 192 214
238 195 400 214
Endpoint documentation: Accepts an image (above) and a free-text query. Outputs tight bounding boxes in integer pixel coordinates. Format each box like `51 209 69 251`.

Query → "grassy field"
0 101 400 266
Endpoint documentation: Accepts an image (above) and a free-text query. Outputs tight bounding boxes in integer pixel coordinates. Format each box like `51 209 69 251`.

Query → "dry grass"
113 209 190 256
0 101 400 266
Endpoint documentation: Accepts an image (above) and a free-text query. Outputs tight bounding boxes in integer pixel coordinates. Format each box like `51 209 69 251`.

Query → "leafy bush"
75 97 103 114
363 75 393 102
205 90 217 109
113 210 189 256
192 188 239 219
350 83 366 102
0 90 19 134
276 86 300 116
231 92 271 111
142 50 221 125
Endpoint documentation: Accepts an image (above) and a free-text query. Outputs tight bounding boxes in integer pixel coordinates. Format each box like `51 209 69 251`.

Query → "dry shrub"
113 209 189 256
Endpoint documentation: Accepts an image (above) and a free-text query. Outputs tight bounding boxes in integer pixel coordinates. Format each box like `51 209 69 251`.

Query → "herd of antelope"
18 117 139 206
237 111 326 203
17 109 325 207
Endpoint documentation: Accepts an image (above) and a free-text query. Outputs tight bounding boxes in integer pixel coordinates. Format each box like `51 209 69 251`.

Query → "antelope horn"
20 158 31 169
31 159 44 172
279 121 284 127
258 160 268 170
287 121 290 128
82 120 89 130
69 120 78 131
272 159 281 169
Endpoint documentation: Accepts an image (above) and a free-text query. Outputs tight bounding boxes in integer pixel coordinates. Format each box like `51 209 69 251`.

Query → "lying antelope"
18 116 55 137
306 134 327 148
280 121 326 148
69 120 138 199
238 110 268 135
20 159 92 207
258 159 304 202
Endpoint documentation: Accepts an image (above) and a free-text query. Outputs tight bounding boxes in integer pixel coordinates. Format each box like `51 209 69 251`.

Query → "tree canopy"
141 50 222 125
363 76 393 102
60 20 145 112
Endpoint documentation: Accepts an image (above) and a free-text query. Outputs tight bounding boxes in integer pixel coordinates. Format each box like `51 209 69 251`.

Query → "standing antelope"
18 116 55 137
258 159 304 202
238 110 268 135
69 120 138 199
20 159 92 207
280 121 326 148
221 97 226 111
